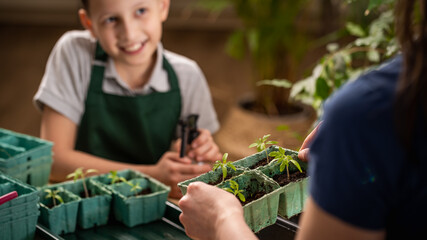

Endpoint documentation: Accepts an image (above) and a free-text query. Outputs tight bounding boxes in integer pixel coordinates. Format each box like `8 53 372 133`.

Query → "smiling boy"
34 0 221 197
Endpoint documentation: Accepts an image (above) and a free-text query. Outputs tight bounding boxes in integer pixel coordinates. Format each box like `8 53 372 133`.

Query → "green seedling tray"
233 145 279 170
38 187 81 235
55 179 112 229
0 128 53 187
109 177 170 227
217 170 281 233
258 150 309 219
0 212 39 240
0 174 39 240
177 166 245 196
0 174 39 212
91 169 146 185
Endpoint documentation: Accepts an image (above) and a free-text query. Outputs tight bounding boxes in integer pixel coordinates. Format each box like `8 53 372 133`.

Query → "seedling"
44 188 64 207
223 180 245 202
249 134 278 163
269 147 302 180
67 168 98 198
108 170 128 185
213 153 236 183
127 181 143 196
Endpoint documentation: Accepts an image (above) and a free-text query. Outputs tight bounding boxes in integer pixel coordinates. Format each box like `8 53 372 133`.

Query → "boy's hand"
173 128 222 163
187 128 222 162
152 151 212 198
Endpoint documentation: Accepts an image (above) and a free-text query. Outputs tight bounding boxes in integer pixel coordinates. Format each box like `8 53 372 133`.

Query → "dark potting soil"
135 187 152 196
241 190 267 206
209 174 233 186
248 157 270 169
273 171 307 186
79 190 96 198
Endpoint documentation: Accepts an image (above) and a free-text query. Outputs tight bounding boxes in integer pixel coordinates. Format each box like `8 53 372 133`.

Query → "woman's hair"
395 0 427 154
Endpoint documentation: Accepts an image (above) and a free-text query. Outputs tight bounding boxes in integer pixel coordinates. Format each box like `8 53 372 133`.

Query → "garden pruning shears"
179 114 200 159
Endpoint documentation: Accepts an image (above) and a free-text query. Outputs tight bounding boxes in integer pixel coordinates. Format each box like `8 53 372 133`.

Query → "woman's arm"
296 197 385 240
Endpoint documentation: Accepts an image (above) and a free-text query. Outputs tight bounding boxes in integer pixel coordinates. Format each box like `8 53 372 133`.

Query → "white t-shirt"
34 30 219 136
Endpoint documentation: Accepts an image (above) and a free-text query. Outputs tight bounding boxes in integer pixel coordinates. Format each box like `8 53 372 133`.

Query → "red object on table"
0 191 18 205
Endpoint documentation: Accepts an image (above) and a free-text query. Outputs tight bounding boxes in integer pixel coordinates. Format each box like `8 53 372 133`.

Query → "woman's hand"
298 122 322 162
179 182 257 240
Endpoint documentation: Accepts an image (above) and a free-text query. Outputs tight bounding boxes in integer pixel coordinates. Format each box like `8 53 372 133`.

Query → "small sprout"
213 153 236 183
249 134 278 163
223 180 245 202
269 147 303 180
67 167 98 198
44 188 64 207
108 170 127 185
126 180 143 196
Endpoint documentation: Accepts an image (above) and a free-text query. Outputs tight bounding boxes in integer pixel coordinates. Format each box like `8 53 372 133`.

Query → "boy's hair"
81 0 88 10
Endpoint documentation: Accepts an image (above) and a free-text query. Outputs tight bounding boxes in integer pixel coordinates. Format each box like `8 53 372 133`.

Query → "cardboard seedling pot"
38 187 81 235
0 173 39 240
258 149 309 219
109 177 170 227
55 178 112 229
233 145 279 170
217 170 281 233
177 166 245 196
0 128 53 187
91 169 145 185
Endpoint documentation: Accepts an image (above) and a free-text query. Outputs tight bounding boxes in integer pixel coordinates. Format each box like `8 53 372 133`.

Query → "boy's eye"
136 8 146 15
104 16 117 24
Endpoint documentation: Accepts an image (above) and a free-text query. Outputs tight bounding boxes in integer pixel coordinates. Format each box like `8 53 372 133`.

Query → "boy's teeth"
125 43 141 51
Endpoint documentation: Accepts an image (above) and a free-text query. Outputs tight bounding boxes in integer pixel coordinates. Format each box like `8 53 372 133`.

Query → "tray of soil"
217 170 281 233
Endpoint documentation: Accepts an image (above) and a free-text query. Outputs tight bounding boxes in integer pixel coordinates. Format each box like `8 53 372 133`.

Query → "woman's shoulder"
324 55 402 122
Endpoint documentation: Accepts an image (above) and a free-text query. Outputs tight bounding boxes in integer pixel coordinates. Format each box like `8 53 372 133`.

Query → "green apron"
75 43 181 164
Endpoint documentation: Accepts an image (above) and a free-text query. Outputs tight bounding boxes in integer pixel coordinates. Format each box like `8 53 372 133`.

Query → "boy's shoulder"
163 49 201 73
55 30 95 56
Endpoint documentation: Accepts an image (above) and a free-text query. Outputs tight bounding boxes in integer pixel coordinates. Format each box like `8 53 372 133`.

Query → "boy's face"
80 0 169 68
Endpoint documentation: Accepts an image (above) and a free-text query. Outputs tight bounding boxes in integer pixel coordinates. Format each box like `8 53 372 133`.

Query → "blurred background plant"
195 0 344 116
194 0 399 120
290 0 398 118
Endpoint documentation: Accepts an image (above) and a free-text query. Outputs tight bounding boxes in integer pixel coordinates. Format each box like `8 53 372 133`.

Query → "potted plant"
38 186 81 235
57 168 112 229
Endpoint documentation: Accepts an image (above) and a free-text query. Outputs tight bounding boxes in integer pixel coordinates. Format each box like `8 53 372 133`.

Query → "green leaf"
226 31 246 60
290 159 303 173
249 143 258 148
237 192 246 202
315 76 330 100
346 22 365 37
256 79 292 89
222 167 227 180
227 162 237 171
276 125 289 131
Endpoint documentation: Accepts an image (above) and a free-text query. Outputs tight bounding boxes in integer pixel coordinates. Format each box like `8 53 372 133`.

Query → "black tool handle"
179 120 187 158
